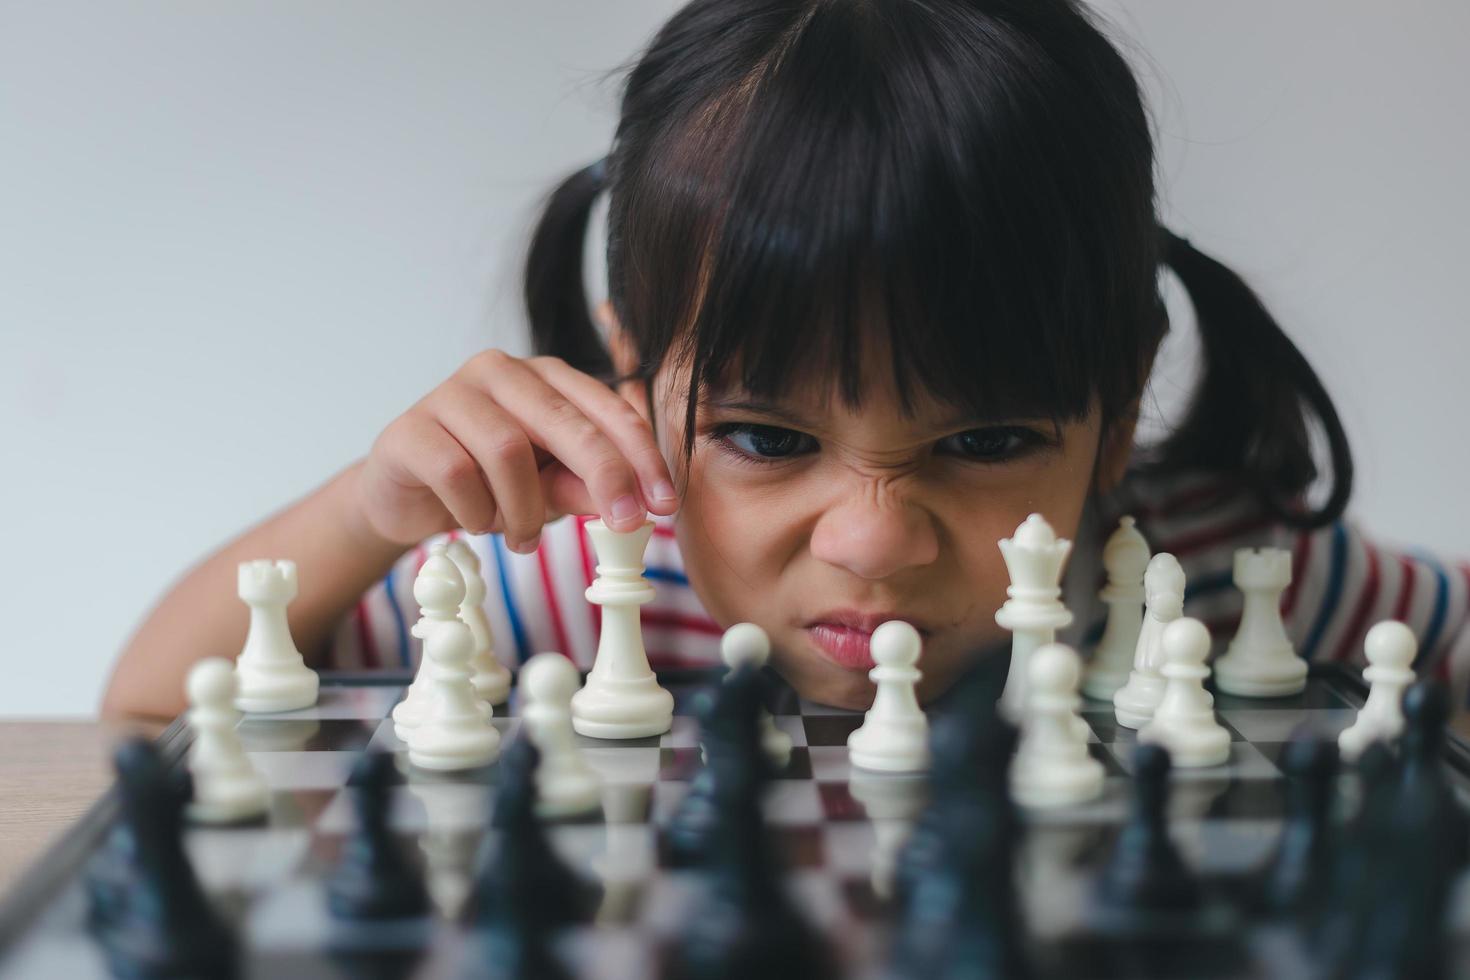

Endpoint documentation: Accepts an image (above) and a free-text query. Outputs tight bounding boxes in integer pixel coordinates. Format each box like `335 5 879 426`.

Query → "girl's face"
606 308 1133 710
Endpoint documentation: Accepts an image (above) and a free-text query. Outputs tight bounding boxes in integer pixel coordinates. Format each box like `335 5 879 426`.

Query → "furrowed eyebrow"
702 396 1057 434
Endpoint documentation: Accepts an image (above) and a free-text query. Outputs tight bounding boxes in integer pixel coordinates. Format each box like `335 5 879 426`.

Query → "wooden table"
0 720 158 896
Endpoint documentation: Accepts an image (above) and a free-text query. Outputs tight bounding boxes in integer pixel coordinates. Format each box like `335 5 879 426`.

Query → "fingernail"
610 494 643 527
514 534 540 555
652 480 678 504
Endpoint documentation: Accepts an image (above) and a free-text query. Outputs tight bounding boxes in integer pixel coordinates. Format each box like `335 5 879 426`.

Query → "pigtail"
524 157 615 380
1154 228 1354 530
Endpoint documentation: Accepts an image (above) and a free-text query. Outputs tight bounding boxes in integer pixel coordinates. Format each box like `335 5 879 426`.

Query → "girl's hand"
354 351 678 551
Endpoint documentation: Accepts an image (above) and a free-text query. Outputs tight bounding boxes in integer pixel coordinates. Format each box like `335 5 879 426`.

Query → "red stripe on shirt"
1281 532 1312 620
1159 513 1275 560
1391 556 1417 621
535 538 573 658
1331 540 1381 664
574 516 601 634
354 599 379 669
652 524 677 540
1131 480 1236 522
642 610 724 636
413 545 429 572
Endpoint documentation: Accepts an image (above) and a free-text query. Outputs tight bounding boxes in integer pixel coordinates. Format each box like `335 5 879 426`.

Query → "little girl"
102 0 1470 719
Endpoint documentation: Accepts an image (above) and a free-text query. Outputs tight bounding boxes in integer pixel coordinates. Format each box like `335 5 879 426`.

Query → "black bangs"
608 0 1164 456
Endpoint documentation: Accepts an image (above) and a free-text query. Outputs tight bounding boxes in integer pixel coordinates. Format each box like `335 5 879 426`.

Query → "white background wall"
2 1 1465 716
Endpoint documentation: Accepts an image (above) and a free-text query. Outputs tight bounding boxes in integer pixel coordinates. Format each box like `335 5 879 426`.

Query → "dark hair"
524 0 1352 530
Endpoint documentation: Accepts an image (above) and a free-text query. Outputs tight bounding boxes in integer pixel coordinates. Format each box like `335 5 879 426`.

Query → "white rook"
571 520 674 739
996 514 1073 722
235 559 319 713
1214 547 1306 697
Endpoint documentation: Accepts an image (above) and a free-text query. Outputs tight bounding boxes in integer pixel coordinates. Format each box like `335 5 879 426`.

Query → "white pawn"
520 652 602 818
1010 643 1104 808
847 621 929 773
446 539 512 705
1113 553 1185 729
1138 617 1231 768
1338 620 1417 762
1214 547 1307 697
405 552 500 771
720 623 793 769
234 559 319 713
185 658 270 823
1082 517 1151 701
394 543 484 739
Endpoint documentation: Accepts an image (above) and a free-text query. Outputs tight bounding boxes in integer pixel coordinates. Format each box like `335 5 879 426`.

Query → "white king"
996 513 1074 721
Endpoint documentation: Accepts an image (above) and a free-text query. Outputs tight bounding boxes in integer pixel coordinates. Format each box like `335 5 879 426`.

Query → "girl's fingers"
467 352 649 532
525 356 679 514
394 412 498 536
436 383 546 552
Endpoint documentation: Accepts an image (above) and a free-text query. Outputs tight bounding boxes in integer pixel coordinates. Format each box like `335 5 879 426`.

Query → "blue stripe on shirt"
489 535 529 665
382 567 411 667
1410 550 1450 669
1301 522 1348 661
645 566 689 586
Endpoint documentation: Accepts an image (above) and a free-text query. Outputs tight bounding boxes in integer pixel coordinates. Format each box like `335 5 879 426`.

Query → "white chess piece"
720 623 793 768
570 519 674 739
1138 617 1231 767
847 621 929 773
234 559 319 713
520 652 602 818
446 539 512 705
1082 517 1151 701
1113 553 1185 729
405 551 500 771
847 769 927 899
185 658 270 823
1338 620 1417 762
394 543 487 739
1214 547 1306 697
996 514 1074 722
1010 643 1104 808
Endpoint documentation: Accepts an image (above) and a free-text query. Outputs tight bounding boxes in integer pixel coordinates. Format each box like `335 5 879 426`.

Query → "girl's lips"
805 623 878 671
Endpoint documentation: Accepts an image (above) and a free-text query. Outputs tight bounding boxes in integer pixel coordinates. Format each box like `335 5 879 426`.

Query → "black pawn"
667 667 836 980
892 656 1015 909
326 751 429 920
461 739 598 980
1255 733 1339 916
1097 743 1199 914
664 665 773 866
90 736 237 980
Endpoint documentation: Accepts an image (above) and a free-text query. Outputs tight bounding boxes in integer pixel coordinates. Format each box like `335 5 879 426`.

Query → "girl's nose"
808 491 940 581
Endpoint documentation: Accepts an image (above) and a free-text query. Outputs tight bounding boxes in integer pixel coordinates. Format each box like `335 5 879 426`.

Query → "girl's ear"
596 299 652 422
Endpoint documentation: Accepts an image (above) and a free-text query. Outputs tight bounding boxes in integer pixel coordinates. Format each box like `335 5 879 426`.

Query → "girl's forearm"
100 460 408 721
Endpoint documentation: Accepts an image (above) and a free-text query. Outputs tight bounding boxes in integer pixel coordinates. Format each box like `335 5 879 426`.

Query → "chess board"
4 665 1470 979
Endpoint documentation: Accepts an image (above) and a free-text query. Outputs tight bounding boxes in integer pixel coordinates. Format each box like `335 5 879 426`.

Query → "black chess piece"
664 664 775 866
1313 680 1467 980
666 667 836 980
888 722 1030 980
88 736 237 980
892 656 1016 910
1255 732 1338 916
1096 743 1200 915
326 751 430 920
460 738 598 980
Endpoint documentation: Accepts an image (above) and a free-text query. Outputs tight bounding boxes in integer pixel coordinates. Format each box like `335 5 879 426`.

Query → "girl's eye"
938 427 1045 462
712 423 815 462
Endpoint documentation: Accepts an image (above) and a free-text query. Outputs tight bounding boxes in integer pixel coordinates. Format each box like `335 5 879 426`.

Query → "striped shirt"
328 467 1470 711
